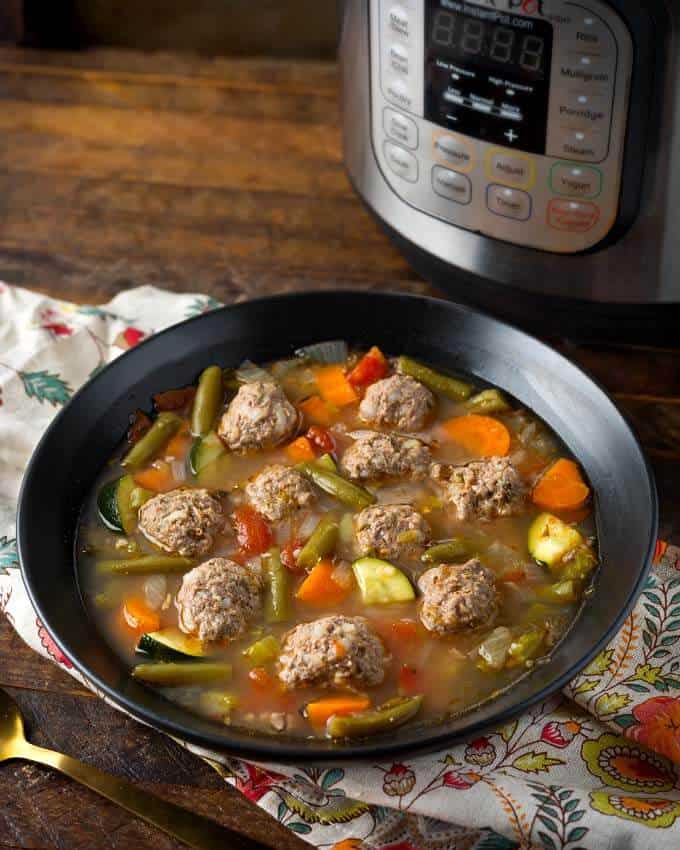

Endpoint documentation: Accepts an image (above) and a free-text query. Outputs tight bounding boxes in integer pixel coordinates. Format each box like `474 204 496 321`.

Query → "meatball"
431 457 525 521
137 488 224 558
341 432 431 481
278 615 386 689
354 504 430 560
218 381 298 451
245 464 315 522
175 557 263 641
359 374 435 432
418 559 498 635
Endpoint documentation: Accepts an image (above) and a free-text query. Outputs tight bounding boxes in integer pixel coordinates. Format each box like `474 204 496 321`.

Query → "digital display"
430 10 549 77
425 1 554 154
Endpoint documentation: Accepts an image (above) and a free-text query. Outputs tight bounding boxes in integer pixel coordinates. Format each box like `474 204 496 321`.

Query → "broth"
77 345 597 740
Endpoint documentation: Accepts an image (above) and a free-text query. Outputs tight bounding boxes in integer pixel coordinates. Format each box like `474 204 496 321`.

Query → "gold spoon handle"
19 741 270 850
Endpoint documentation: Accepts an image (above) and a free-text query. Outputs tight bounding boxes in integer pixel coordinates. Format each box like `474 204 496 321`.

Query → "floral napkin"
1 281 680 850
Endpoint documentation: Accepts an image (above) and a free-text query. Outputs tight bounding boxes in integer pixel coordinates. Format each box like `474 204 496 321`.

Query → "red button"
547 199 600 232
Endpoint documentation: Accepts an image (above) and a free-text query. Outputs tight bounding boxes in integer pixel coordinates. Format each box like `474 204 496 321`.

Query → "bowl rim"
17 289 659 763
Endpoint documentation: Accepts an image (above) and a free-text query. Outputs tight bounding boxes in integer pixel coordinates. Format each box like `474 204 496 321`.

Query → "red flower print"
629 697 680 764
540 720 582 749
114 327 146 350
442 770 478 789
382 762 416 796
232 762 284 803
38 308 73 338
464 736 497 766
653 540 668 564
37 620 73 668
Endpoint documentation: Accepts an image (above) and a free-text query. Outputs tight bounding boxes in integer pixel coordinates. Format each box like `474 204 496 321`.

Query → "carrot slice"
315 365 359 408
306 695 371 728
299 395 332 426
285 436 316 463
133 461 175 492
499 569 527 583
164 422 191 459
296 558 350 605
532 458 591 511
122 597 160 633
440 414 511 457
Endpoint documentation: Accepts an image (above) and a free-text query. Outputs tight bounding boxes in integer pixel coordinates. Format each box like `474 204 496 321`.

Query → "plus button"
504 129 519 143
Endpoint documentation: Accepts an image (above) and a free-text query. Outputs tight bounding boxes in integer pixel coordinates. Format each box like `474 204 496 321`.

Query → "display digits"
432 10 456 47
519 34 545 72
461 19 484 55
489 27 515 64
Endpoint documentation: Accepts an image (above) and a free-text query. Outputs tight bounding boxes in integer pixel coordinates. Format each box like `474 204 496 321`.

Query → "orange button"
547 199 600 232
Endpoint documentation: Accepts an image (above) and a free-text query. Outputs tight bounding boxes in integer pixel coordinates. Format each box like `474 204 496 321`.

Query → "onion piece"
143 575 168 611
294 340 348 365
475 627 513 672
235 360 275 384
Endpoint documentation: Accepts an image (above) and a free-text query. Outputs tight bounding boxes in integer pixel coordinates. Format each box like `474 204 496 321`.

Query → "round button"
388 43 409 75
385 78 413 111
388 6 410 39
487 185 532 221
432 133 474 172
384 141 418 183
550 163 602 199
432 167 471 205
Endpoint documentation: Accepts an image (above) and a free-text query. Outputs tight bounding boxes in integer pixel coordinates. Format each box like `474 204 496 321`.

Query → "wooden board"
0 46 678 850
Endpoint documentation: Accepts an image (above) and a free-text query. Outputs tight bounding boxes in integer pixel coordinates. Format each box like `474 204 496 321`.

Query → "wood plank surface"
0 46 678 850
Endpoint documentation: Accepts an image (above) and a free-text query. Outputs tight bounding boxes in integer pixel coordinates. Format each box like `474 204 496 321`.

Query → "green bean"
121 412 182 469
243 635 280 667
297 515 339 570
191 365 224 437
131 662 232 686
97 555 195 575
464 388 510 414
263 547 291 623
507 628 545 668
398 356 473 401
326 695 423 738
536 579 580 604
560 548 598 582
299 462 375 510
421 538 473 564
315 453 337 473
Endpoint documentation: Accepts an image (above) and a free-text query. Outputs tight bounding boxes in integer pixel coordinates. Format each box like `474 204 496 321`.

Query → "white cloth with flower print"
1 282 680 850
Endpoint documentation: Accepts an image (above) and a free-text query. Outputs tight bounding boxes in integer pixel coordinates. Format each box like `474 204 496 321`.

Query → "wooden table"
0 46 678 850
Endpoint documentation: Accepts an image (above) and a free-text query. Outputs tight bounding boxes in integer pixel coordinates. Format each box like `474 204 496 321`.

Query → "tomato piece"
153 386 196 412
232 506 272 556
399 664 422 696
127 409 152 445
249 667 272 689
281 538 304 573
306 425 336 455
391 619 418 642
348 346 388 388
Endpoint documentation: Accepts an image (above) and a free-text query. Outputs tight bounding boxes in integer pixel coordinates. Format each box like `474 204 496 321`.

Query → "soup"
77 342 598 740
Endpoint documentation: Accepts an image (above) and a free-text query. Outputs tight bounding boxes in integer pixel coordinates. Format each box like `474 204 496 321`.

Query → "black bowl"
18 291 657 763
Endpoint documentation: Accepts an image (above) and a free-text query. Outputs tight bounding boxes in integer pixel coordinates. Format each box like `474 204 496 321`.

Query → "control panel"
370 0 633 253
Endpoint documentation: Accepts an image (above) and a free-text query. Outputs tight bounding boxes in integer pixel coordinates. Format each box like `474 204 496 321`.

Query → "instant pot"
340 0 680 341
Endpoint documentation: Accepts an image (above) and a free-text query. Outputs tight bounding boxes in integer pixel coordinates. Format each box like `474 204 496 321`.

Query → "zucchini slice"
528 513 584 569
97 474 142 534
352 557 415 605
189 431 226 475
132 661 232 686
136 627 208 662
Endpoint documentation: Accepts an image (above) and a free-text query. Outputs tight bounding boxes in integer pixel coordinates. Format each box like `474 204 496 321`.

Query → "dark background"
1 0 339 57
